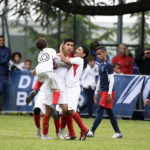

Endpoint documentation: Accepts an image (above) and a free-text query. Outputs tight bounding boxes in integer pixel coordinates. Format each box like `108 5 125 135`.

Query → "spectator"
113 63 122 74
0 35 11 108
134 48 150 75
81 55 98 118
112 43 133 74
145 93 150 106
23 59 32 71
9 52 24 71
90 41 109 63
128 53 139 74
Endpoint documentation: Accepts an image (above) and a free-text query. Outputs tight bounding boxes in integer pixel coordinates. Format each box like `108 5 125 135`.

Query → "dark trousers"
84 87 95 117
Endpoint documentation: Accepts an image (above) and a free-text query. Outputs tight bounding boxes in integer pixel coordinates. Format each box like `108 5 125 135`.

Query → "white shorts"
37 71 62 90
65 85 81 111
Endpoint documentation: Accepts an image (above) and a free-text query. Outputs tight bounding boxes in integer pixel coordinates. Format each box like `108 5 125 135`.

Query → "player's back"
36 48 56 74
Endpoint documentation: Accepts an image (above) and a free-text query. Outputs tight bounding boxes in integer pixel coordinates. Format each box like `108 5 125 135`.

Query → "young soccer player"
27 38 76 140
113 63 122 74
87 46 123 138
59 43 89 141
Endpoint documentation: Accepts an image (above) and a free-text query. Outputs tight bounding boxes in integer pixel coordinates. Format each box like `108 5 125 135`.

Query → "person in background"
0 35 11 110
145 93 150 106
113 63 122 74
9 52 24 71
134 48 150 75
81 55 98 118
112 43 133 74
23 59 32 71
128 53 139 74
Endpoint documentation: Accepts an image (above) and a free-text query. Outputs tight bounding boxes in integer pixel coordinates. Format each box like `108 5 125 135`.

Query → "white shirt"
9 60 24 71
36 48 57 74
54 54 68 91
66 57 84 88
81 64 97 89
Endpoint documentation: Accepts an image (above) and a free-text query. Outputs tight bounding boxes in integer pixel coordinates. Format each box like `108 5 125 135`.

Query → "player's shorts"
37 71 62 91
99 91 115 109
65 85 81 111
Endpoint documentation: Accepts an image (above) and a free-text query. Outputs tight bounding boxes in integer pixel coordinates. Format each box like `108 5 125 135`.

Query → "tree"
1 0 150 27
125 11 150 49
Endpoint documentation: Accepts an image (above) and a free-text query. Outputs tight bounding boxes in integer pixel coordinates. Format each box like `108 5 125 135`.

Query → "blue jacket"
0 46 11 75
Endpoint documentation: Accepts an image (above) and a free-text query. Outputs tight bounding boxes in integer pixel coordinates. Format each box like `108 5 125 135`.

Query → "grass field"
0 115 150 150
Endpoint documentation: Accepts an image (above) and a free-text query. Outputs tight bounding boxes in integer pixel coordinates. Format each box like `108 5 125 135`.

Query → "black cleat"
50 104 59 120
26 90 37 104
79 128 89 141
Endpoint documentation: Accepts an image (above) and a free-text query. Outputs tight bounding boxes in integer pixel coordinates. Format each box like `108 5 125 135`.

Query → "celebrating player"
60 43 89 141
87 46 123 138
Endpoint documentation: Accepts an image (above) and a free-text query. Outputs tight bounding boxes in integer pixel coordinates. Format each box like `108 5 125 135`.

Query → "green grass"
0 115 150 150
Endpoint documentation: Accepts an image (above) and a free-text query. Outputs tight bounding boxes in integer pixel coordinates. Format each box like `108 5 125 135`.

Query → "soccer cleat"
87 130 94 137
26 90 37 104
36 128 41 138
79 128 89 141
56 133 64 140
69 136 77 140
50 104 59 120
59 128 70 140
41 135 52 140
112 133 123 138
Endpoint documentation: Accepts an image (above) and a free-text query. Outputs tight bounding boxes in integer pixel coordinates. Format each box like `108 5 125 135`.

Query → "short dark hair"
0 35 4 39
96 46 106 52
36 38 47 50
87 55 96 62
80 45 89 58
12 52 22 61
144 48 150 51
113 63 121 68
63 38 74 44
25 59 32 64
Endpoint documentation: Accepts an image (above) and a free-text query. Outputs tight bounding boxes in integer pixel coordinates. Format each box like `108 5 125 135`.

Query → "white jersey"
36 48 57 74
54 54 68 91
66 57 84 88
9 60 24 71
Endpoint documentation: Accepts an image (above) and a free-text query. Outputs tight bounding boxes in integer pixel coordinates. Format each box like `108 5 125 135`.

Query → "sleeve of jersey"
95 76 100 94
54 56 68 67
106 63 114 94
70 57 81 65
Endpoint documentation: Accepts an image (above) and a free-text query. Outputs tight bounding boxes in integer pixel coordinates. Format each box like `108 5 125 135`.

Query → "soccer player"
27 38 76 140
60 43 89 141
87 46 123 138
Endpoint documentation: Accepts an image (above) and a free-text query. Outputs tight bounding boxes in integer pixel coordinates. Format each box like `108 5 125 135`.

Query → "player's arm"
54 57 69 67
60 43 71 65
94 76 100 104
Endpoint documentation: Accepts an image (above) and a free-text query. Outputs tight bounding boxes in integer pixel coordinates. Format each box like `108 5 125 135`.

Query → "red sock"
54 118 60 133
61 114 67 129
67 116 76 137
33 114 40 128
43 115 50 135
72 112 87 131
52 91 60 105
33 81 43 91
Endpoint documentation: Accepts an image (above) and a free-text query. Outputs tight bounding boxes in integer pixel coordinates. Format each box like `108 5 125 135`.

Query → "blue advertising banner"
1 71 149 118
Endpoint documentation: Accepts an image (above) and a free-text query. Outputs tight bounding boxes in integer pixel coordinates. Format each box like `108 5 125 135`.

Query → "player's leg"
70 110 89 141
106 108 123 138
26 80 43 104
54 117 64 140
42 105 52 140
87 105 105 137
33 107 41 138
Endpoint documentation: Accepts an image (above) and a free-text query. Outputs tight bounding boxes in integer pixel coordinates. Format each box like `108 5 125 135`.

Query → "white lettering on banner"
142 77 150 104
18 75 31 89
16 92 27 106
116 76 144 104
32 76 38 89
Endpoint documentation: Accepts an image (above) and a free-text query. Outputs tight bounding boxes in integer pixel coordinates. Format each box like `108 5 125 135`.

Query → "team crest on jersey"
39 53 50 62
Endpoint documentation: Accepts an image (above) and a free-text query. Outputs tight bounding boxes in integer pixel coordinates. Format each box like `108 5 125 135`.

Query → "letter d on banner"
18 75 31 89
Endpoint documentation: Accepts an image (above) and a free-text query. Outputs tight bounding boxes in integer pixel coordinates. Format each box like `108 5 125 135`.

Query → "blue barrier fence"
1 71 150 119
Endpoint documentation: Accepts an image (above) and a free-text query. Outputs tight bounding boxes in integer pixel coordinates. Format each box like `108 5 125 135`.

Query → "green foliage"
0 115 150 150
125 11 150 48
